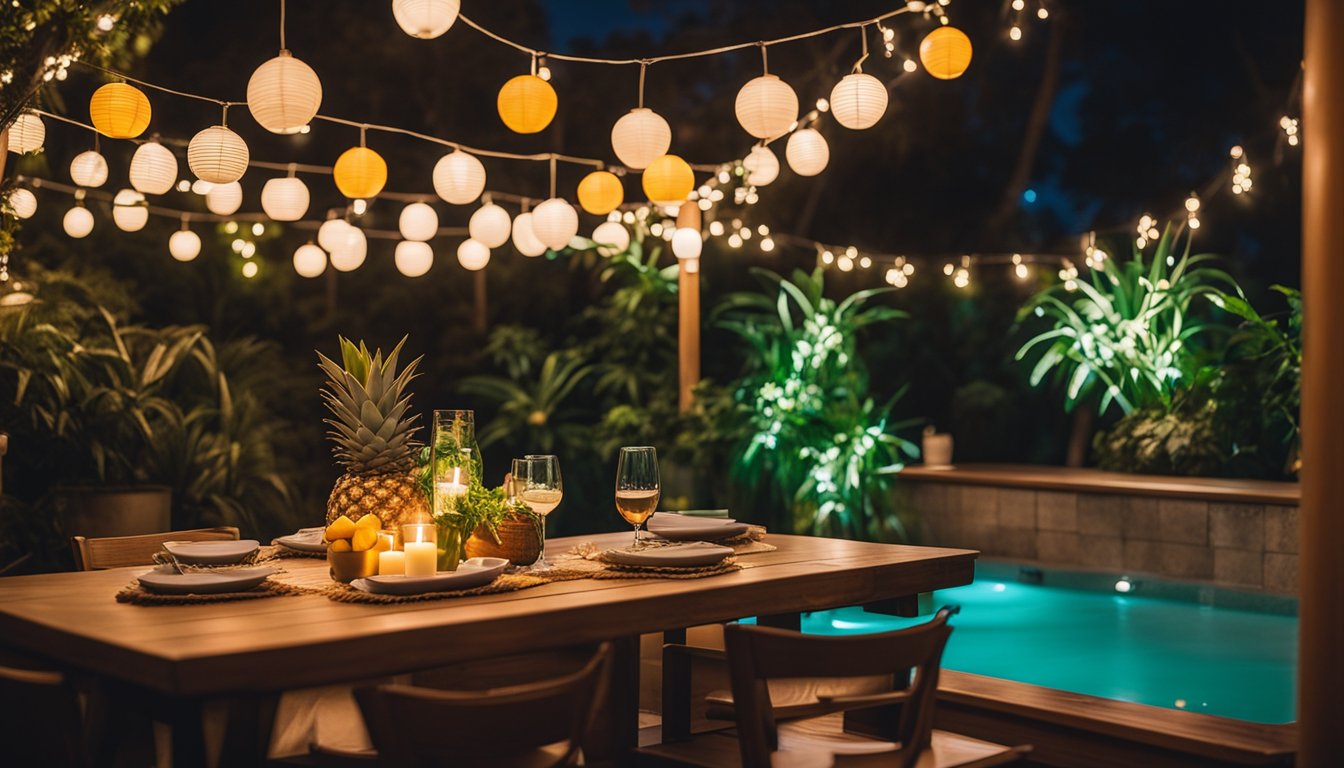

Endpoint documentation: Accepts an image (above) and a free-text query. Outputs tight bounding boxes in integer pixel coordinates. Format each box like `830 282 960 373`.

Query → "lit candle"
403 542 436 577
436 480 468 499
378 549 405 576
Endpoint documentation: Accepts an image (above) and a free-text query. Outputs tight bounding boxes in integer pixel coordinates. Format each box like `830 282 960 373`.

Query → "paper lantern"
399 202 439 241
6 188 36 219
330 226 367 272
469 203 511 248
187 125 249 184
735 75 798 139
112 189 148 232
169 230 201 262
742 145 779 187
432 150 486 204
591 221 630 256
671 228 702 260
610 108 670 170
7 112 44 154
786 128 829 176
830 73 888 130
129 141 178 195
392 0 459 39
457 239 490 271
205 181 243 215
247 51 323 134
318 218 351 251
70 150 109 188
261 177 310 221
642 154 693 206
89 83 151 139
920 27 973 80
333 146 387 199
512 212 547 257
64 206 94 238
293 243 328 278
497 74 557 134
529 198 578 250
577 171 623 216
395 240 434 277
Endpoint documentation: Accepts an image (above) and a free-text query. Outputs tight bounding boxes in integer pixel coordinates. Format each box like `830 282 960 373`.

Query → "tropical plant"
1016 224 1238 417
1213 285 1301 454
716 268 919 540
458 350 594 455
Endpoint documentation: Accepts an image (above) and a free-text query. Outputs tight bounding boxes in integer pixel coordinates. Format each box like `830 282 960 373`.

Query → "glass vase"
436 524 463 572
431 409 483 484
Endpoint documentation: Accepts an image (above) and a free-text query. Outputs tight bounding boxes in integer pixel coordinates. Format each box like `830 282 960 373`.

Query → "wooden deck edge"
938 670 1296 767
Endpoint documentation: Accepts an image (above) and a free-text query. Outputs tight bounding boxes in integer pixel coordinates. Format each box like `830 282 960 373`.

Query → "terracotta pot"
465 514 541 566
54 485 172 538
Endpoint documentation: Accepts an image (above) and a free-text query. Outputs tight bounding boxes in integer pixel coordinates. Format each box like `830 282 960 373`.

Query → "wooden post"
676 206 702 413
1299 1 1344 763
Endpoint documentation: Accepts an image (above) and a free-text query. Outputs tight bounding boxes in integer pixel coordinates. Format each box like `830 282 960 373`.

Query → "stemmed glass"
615 446 660 546
512 455 562 570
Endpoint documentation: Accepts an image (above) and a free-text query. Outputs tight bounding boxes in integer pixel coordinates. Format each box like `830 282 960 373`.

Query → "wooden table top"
0 533 975 697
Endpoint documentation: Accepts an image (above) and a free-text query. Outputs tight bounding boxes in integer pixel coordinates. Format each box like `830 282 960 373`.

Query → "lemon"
356 513 382 530
325 515 357 541
329 538 352 553
351 527 378 552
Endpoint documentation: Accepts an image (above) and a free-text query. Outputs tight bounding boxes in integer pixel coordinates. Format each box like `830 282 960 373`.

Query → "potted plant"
431 481 541 567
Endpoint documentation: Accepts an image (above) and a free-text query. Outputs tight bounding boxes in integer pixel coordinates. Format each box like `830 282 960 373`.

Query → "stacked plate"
139 539 273 595
646 512 750 542
350 557 510 595
274 527 328 553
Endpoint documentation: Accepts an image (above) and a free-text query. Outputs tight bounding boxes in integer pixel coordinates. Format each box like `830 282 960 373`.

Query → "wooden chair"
349 642 610 768
71 526 239 570
642 608 1029 768
0 662 91 767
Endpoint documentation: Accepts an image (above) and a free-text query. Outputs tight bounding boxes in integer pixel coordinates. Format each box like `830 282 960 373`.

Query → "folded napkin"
651 510 734 524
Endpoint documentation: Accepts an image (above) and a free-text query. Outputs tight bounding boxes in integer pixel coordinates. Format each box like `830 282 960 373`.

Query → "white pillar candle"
403 542 437 577
378 550 406 576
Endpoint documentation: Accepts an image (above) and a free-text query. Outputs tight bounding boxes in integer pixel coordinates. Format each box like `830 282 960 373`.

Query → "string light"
1279 115 1300 147
1185 192 1201 230
1230 146 1253 195
1012 253 1029 280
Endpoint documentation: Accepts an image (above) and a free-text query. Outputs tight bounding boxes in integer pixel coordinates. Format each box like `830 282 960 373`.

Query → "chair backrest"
355 642 610 768
70 526 240 570
0 664 88 768
724 607 957 768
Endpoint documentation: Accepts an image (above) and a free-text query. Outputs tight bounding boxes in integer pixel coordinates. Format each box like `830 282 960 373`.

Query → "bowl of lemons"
325 513 388 583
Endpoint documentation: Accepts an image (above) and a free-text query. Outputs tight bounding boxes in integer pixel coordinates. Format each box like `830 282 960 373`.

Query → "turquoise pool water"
796 562 1298 724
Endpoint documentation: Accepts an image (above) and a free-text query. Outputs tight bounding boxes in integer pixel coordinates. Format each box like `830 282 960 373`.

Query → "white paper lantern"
392 0 460 39
530 198 578 251
399 202 439 241
205 181 243 215
610 108 671 170
468 203 511 248
261 177 310 221
512 212 547 257
129 141 178 195
330 226 367 272
432 150 486 204
187 125 249 184
395 240 434 277
6 188 36 219
742 145 779 187
318 218 350 252
70 150 109 188
293 243 328 277
64 206 94 238
735 75 799 139
457 239 490 271
169 229 201 262
247 51 323 134
671 227 703 260
829 73 888 130
591 221 630 256
112 189 148 232
786 128 830 176
7 112 44 154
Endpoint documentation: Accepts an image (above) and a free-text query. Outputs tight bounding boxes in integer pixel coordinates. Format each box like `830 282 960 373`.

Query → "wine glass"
513 455 562 570
615 446 660 546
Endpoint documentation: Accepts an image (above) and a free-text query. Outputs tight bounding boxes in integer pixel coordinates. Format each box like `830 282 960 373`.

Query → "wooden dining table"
0 531 976 766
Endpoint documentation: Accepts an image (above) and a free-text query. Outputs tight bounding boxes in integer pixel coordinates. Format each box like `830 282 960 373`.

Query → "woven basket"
465 514 541 566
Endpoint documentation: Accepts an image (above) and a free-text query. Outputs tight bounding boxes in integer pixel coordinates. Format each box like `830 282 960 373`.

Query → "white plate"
137 567 277 595
162 539 260 565
351 557 510 596
647 514 749 542
275 528 327 553
603 542 734 568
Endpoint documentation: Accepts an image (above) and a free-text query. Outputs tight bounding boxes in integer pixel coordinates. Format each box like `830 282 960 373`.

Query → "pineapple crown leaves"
316 336 425 473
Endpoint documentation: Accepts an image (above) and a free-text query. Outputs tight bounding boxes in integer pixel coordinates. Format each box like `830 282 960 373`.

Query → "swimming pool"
796 561 1298 724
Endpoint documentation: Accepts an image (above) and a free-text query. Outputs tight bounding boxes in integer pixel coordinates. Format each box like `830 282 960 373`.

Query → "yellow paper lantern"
919 27 973 80
642 154 693 206
333 146 387 199
89 83 151 139
497 74 557 134
577 170 623 215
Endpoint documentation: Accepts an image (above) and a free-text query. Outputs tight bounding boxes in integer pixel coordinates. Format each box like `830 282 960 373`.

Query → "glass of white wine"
615 446 660 546
513 455 562 570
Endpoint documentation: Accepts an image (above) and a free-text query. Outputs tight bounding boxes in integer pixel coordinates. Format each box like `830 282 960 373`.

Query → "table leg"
163 697 207 767
218 692 280 767
756 612 801 631
863 593 929 617
584 635 641 766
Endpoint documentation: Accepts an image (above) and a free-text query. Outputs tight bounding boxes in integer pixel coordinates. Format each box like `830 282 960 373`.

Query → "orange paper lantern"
497 74 557 134
641 154 693 206
89 83 152 139
919 27 973 80
333 146 387 199
577 170 623 215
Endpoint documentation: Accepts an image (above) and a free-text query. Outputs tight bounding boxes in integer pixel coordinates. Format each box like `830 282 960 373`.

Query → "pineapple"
318 336 432 528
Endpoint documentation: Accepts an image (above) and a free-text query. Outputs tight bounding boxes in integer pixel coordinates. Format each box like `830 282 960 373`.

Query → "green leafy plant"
458 350 594 455
430 481 539 556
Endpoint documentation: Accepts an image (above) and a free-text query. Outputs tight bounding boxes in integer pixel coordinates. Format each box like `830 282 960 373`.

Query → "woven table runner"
115 579 309 605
